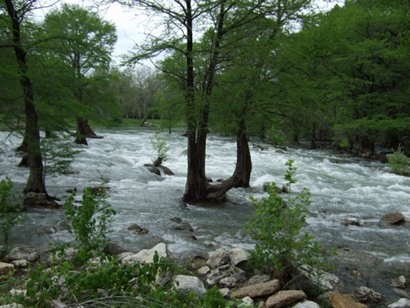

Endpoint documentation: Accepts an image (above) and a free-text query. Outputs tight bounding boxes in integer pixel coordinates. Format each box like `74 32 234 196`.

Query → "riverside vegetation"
0 161 331 307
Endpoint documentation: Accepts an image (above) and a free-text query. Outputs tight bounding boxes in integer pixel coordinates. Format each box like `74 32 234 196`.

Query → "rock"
228 247 249 267
51 299 68 308
0 262 14 275
388 298 410 308
172 222 193 232
379 212 406 226
231 279 281 299
293 300 320 308
266 290 306 308
391 275 406 288
127 224 149 234
219 276 238 288
299 268 340 291
354 286 384 304
341 218 361 227
197 266 210 276
0 304 24 308
206 248 230 269
170 217 182 223
104 242 127 255
11 259 29 268
161 165 174 176
330 292 367 308
206 264 246 287
5 247 38 262
241 296 254 307
219 288 230 298
246 274 271 286
121 243 167 265
188 255 207 270
173 275 206 298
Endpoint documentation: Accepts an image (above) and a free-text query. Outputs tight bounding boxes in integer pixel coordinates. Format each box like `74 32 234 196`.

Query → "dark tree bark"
5 0 47 195
75 117 100 145
233 118 252 188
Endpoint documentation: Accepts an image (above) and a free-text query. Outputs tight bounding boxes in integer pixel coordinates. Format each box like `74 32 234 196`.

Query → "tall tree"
2 0 49 204
42 4 117 144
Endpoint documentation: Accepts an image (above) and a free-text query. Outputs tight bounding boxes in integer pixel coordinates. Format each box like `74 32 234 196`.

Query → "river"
1 128 409 303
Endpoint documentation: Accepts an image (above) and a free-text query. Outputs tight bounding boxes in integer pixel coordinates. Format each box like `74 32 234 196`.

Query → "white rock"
197 266 210 275
240 296 254 307
0 304 25 308
293 300 320 308
11 259 29 268
228 247 249 266
388 298 410 308
121 243 167 265
173 275 206 298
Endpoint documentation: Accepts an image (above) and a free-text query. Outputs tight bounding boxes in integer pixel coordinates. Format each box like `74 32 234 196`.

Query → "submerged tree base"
23 192 61 209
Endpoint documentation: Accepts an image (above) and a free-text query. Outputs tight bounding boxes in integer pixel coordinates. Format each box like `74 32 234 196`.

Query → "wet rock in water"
265 290 306 308
5 247 38 262
354 286 384 304
330 292 367 308
379 212 406 226
341 218 361 227
0 262 14 275
144 164 174 176
173 275 206 298
127 224 149 234
104 242 127 255
172 222 193 232
391 275 406 289
170 217 182 223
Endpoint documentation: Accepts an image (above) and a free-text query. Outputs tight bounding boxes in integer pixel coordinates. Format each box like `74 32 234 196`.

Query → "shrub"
151 132 170 166
0 177 22 254
387 145 410 176
64 187 116 262
245 160 325 281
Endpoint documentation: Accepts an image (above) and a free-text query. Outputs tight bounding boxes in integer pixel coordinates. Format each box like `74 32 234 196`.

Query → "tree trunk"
75 117 100 144
233 119 252 188
5 0 47 197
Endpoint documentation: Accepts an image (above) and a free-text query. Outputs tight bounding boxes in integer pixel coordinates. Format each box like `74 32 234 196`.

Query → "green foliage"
0 177 22 253
151 132 170 163
245 160 325 278
42 136 80 176
64 187 116 261
387 145 410 176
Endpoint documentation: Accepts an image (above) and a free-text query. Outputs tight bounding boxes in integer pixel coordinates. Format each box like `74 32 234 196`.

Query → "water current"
0 128 409 302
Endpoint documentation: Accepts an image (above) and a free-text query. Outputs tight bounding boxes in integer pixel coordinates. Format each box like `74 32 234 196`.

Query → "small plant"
0 177 23 254
64 187 116 262
387 145 410 176
151 132 170 166
245 160 325 281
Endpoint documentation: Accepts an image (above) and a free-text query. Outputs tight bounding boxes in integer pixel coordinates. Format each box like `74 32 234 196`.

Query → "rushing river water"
0 128 409 303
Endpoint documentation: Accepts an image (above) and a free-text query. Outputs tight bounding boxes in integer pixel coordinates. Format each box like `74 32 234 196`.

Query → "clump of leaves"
245 160 325 281
151 131 170 166
64 187 116 262
0 177 23 254
387 145 410 176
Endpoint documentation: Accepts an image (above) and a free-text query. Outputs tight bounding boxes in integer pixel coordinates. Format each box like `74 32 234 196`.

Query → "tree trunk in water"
75 117 100 145
233 128 252 188
5 0 47 197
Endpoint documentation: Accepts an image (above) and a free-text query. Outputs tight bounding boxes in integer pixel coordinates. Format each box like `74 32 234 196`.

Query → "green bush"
151 132 170 165
245 160 325 281
387 145 410 176
64 187 116 262
0 177 22 253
